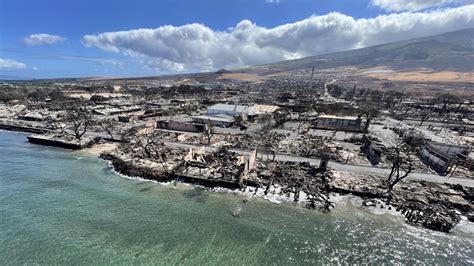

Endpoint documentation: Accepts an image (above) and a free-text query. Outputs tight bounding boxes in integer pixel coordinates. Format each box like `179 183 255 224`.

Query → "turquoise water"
0 131 473 264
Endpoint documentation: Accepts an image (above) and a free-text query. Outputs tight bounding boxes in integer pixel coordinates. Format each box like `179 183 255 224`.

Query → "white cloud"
32 66 39 71
371 0 470 12
24 34 67 46
0 58 27 70
82 5 474 72
266 0 281 3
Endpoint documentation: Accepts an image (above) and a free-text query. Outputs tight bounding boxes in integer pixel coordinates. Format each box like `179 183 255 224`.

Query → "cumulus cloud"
82 5 474 72
0 58 27 70
24 34 67 46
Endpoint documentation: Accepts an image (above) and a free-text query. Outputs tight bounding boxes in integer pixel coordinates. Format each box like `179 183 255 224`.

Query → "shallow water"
0 131 473 264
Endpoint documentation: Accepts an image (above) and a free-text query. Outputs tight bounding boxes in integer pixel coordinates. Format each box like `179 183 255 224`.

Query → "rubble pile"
390 182 472 232
330 171 387 197
279 135 333 159
224 132 337 161
101 144 187 181
177 147 246 184
246 161 333 210
331 171 473 232
227 131 287 151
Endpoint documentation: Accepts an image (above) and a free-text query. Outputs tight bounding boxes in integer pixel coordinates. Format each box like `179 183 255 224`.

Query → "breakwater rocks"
100 153 174 182
100 152 242 189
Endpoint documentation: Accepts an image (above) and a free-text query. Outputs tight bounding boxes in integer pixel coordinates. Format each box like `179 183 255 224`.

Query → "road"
80 119 474 188
166 142 474 188
323 79 337 99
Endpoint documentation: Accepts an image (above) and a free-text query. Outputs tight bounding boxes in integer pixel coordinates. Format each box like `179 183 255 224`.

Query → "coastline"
1 130 471 233
98 149 473 233
2 129 473 265
81 143 118 155
102 154 474 236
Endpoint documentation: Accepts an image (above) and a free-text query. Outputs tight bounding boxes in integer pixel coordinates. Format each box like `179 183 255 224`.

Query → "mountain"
250 28 474 73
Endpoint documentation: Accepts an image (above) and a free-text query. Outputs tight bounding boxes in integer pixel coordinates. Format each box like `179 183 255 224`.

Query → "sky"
0 0 473 79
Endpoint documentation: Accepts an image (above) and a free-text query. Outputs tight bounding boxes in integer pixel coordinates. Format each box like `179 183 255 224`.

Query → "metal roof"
192 114 235 123
208 103 248 113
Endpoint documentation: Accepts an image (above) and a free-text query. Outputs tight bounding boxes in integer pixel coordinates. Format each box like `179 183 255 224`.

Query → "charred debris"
1 70 473 232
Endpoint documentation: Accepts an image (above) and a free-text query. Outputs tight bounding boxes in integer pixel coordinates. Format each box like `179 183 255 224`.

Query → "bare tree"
140 133 160 159
127 130 171 174
360 102 381 140
129 131 166 159
418 110 430 126
100 118 117 139
62 105 94 140
296 112 310 135
155 147 171 174
386 144 415 200
202 121 214 144
434 93 461 115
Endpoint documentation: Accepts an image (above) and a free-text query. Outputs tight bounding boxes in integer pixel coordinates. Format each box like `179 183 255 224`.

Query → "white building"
207 104 248 117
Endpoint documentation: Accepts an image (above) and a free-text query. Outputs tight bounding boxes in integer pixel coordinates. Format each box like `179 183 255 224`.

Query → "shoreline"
81 143 119 155
103 156 474 235
1 130 471 233
99 150 473 233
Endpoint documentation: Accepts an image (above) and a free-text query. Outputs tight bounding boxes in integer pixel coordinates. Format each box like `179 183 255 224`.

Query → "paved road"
166 142 474 188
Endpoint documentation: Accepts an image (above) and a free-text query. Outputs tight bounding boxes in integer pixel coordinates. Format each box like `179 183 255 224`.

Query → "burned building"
315 115 362 132
418 141 471 175
157 120 206 132
361 139 383 165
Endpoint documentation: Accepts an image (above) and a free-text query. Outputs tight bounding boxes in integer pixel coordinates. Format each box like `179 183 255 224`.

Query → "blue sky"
0 0 472 78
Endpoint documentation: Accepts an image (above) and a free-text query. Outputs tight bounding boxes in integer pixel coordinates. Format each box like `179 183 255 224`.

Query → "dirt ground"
364 70 474 83
217 72 265 82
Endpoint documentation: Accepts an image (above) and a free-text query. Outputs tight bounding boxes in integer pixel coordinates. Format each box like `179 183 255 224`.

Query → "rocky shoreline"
100 150 473 233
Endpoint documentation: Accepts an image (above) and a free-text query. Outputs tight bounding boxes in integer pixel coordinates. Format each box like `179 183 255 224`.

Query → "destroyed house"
157 120 206 132
247 104 280 116
93 106 142 116
361 139 382 165
315 115 362 132
418 141 471 175
18 111 44 121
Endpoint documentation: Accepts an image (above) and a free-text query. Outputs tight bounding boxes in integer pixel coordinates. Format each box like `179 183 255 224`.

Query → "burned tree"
385 144 415 200
418 110 430 126
62 105 94 140
155 146 171 175
100 118 118 140
202 121 214 144
360 102 381 140
434 93 461 114
131 131 162 159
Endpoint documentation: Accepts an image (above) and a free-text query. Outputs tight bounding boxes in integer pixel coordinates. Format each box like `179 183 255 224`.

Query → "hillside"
250 28 474 73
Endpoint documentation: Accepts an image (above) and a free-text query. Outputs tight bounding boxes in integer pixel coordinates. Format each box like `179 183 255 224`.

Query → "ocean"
0 131 472 264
